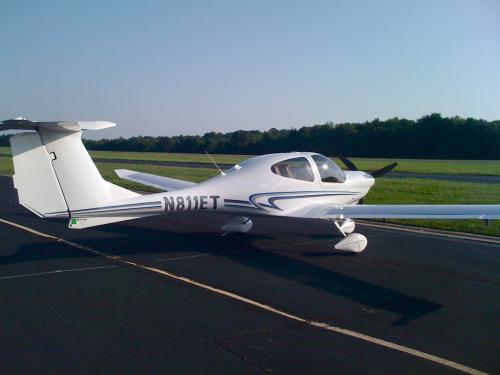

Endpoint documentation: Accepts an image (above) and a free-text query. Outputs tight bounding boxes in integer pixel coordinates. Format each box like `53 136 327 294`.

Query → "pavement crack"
213 332 275 374
461 263 500 285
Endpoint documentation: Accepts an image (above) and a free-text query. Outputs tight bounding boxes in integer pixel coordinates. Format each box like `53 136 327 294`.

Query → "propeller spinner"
337 155 398 204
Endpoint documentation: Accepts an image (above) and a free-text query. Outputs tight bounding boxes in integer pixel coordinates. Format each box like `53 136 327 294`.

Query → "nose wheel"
332 218 367 253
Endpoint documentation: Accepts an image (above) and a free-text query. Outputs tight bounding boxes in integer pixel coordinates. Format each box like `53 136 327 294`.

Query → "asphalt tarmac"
0 175 499 374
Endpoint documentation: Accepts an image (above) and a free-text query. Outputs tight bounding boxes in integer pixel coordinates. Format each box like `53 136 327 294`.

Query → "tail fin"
4 119 138 218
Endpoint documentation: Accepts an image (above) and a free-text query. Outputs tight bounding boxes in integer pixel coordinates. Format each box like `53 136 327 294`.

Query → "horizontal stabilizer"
115 169 196 191
1 118 115 132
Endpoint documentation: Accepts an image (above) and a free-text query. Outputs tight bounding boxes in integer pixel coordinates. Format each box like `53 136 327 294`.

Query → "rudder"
11 132 69 217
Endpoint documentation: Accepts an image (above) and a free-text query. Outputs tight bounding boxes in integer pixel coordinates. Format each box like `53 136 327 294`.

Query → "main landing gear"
221 216 253 236
219 216 367 253
332 218 367 253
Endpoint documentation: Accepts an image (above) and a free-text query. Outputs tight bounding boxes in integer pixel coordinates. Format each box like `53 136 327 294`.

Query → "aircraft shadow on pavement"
0 240 97 265
0 212 442 326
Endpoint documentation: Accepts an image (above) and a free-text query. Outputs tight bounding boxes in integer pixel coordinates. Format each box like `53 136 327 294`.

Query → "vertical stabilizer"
7 120 139 218
38 129 138 212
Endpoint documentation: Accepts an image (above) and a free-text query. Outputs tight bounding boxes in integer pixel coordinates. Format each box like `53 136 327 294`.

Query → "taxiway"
0 176 498 374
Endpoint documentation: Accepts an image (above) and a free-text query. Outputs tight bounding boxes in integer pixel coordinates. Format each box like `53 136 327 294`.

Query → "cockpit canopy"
311 154 346 183
270 154 346 183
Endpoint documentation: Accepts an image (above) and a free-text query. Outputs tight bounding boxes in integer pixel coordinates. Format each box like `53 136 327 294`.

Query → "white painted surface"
334 233 368 252
10 132 68 217
115 169 196 191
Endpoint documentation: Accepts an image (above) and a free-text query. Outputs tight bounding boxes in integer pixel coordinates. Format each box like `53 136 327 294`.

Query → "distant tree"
0 135 12 147
78 114 499 159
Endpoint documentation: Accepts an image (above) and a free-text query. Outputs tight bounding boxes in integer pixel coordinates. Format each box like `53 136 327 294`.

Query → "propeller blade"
337 155 358 171
370 162 398 178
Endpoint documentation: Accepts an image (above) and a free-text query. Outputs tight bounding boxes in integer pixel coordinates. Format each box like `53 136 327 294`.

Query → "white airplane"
2 118 499 253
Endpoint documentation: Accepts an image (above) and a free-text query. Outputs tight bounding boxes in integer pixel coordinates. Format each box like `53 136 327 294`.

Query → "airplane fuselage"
70 153 375 221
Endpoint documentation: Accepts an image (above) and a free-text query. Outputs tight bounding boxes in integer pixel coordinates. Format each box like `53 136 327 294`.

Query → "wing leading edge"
115 169 197 191
297 204 500 220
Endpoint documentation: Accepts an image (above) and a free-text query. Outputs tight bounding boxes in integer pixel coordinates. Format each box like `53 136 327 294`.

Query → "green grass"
89 150 250 165
2 146 499 175
0 154 13 175
366 178 500 236
95 163 217 192
89 151 500 176
348 158 500 176
0 147 498 236
88 150 500 176
367 178 500 204
0 147 10 157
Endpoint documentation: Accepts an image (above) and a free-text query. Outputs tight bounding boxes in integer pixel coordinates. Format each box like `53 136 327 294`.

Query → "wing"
294 204 500 220
115 169 196 191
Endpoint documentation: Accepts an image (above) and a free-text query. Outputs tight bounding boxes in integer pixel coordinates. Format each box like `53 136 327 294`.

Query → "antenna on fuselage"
204 150 226 176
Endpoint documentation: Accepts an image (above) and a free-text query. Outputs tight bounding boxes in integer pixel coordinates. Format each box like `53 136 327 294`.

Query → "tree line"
1 114 499 159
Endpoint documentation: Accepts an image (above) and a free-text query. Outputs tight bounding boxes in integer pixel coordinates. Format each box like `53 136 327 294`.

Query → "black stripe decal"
223 204 261 210
73 201 163 212
47 201 163 215
224 199 252 205
74 205 163 215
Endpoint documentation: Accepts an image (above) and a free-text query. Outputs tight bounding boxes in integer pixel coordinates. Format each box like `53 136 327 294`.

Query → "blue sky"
1 0 499 138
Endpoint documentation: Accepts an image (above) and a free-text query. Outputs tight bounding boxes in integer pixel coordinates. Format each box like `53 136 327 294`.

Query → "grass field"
0 147 498 236
346 158 500 176
0 147 9 156
90 150 500 176
2 147 499 176
0 154 13 175
365 178 500 236
89 150 252 165
96 163 217 191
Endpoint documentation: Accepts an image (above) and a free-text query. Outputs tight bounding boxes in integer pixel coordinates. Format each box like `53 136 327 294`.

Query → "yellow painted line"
0 217 488 375
0 218 59 239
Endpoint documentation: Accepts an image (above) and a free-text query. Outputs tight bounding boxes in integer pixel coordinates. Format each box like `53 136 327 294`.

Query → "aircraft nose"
363 173 375 187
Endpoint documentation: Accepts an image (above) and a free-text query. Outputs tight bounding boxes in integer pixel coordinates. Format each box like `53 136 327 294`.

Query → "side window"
271 157 314 182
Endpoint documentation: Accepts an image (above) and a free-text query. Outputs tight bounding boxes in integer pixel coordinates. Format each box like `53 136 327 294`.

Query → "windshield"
311 154 346 183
